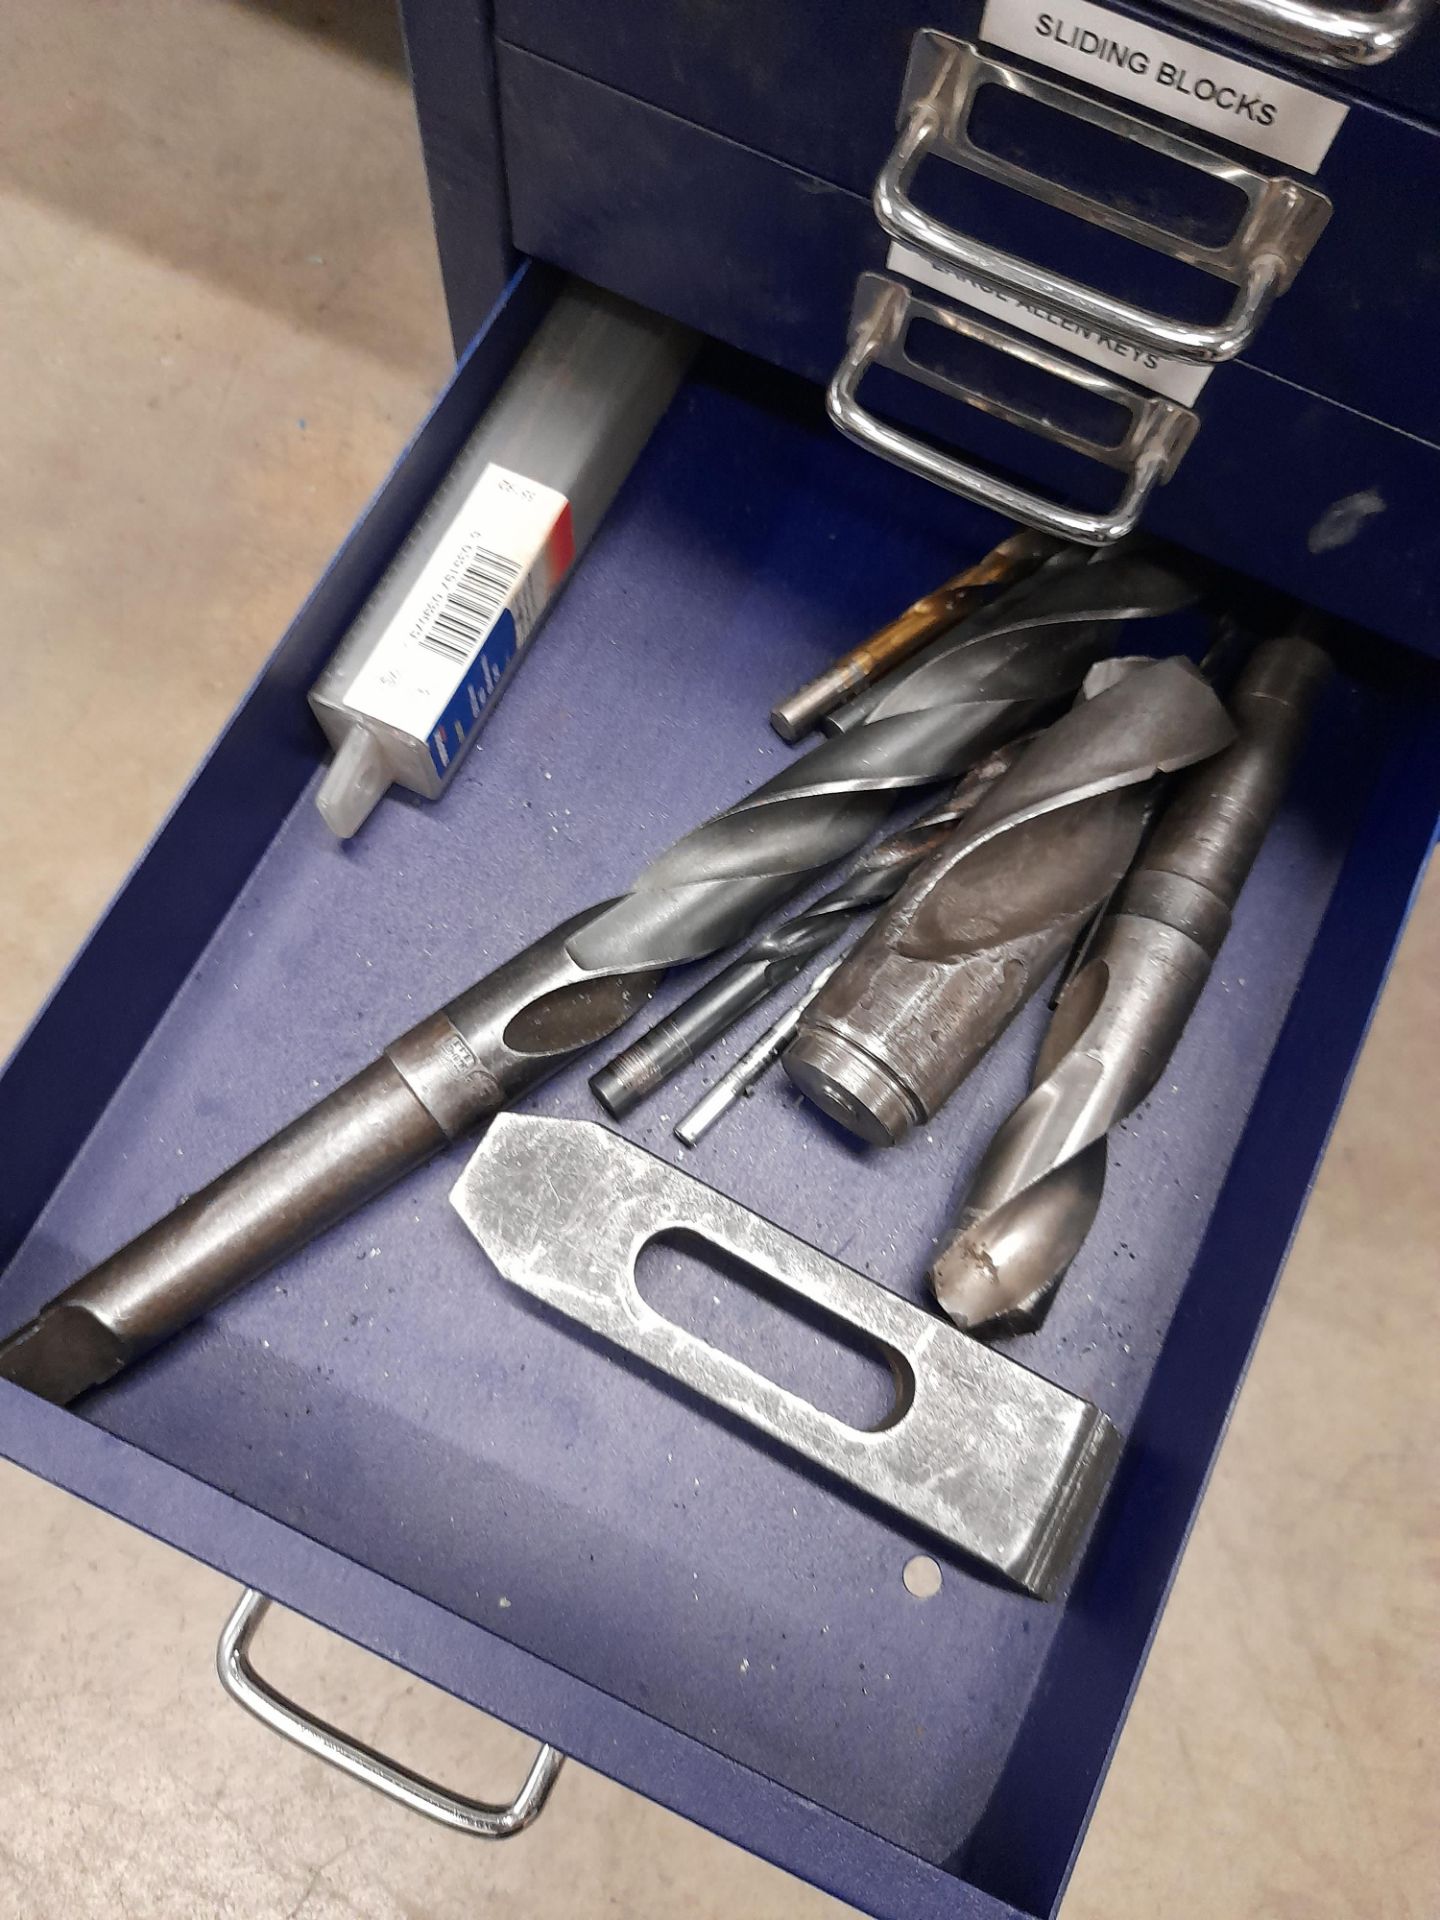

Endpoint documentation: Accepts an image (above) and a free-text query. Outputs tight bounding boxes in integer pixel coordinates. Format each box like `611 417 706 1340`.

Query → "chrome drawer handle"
875 33 1331 365
217 1589 564 1837
1160 0 1431 67
828 273 1197 546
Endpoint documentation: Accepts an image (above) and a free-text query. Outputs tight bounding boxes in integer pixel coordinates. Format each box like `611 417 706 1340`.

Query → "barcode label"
345 463 574 770
417 547 521 662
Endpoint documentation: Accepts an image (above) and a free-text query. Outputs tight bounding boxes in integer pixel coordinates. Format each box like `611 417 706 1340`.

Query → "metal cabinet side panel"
398 0 518 349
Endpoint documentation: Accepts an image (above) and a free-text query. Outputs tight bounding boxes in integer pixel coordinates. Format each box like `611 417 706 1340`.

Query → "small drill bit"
783 657 1238 1146
674 962 843 1147
769 528 1059 740
590 741 1026 1118
0 542 1185 1408
930 631 1332 1338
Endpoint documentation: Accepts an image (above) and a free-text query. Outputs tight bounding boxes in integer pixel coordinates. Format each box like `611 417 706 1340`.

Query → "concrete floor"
0 3 1435 1915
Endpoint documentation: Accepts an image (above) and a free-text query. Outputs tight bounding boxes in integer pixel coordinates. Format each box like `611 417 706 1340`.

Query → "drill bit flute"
821 544 1196 735
590 741 1027 1118
590 549 1200 1116
0 551 1191 1407
769 527 1058 739
784 657 1238 1146
931 632 1332 1338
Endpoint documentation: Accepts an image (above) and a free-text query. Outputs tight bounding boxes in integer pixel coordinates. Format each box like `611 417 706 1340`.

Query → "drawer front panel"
499 0 1440 124
496 5 1440 440
500 48 1440 656
3 265 1438 1919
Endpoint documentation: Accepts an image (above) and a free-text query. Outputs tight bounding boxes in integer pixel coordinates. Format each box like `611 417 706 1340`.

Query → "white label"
887 242 1212 404
346 463 573 767
979 0 1347 172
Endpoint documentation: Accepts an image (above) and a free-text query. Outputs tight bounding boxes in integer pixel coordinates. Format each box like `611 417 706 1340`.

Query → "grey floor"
0 3 1436 1916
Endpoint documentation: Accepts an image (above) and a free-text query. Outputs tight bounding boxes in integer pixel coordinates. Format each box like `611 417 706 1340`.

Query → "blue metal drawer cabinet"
2 264 1438 1920
494 0 1440 439
496 47 1440 652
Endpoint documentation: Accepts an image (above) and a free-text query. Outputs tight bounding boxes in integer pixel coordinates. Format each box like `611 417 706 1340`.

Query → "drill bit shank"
930 633 1332 1337
784 658 1237 1146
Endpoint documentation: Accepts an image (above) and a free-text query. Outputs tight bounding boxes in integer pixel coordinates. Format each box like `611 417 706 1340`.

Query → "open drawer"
1 264 1436 1920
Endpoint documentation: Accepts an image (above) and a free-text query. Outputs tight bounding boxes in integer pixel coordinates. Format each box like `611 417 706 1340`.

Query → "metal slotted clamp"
828 273 1197 545
875 33 1332 365
1161 0 1432 68
217 1589 564 1837
452 1116 1121 1600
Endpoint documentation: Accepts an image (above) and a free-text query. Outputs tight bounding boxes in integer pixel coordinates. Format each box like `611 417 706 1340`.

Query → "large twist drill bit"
783 657 1238 1147
0 547 1192 1407
587 548 1200 1116
929 631 1332 1338
589 740 1028 1117
567 551 1198 976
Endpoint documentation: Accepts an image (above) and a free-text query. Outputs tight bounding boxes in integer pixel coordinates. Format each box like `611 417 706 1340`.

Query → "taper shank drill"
930 632 1332 1337
783 657 1237 1146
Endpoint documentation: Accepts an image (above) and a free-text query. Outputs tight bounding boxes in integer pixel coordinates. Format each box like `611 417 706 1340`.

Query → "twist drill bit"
0 547 1189 1407
821 543 1197 735
769 527 1059 739
1036 614 1250 1017
590 740 1028 1118
930 632 1332 1338
784 657 1237 1147
589 549 1201 1116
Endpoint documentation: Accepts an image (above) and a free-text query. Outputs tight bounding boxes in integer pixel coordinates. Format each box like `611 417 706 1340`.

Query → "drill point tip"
929 1240 1011 1338
928 1214 1070 1341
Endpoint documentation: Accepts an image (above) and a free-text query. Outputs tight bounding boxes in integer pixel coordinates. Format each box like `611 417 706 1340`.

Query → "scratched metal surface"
0 359 1392 1865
